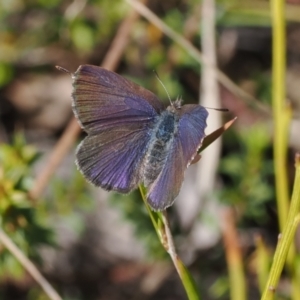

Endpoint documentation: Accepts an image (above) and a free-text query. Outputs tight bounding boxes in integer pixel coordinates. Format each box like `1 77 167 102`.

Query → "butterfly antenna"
153 70 173 106
203 106 229 112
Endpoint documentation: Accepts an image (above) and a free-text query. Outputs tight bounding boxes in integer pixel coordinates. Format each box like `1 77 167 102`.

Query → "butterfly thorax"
143 110 179 186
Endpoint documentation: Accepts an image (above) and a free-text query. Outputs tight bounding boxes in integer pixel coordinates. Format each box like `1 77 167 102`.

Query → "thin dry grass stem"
64 0 88 20
195 0 221 222
102 1 146 70
183 4 201 40
222 208 241 267
29 118 80 200
201 0 219 108
0 229 62 300
161 211 200 299
221 208 247 300
125 0 270 115
29 4 145 200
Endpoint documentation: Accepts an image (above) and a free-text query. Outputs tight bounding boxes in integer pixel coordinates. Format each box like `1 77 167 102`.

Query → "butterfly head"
167 97 182 112
174 97 182 108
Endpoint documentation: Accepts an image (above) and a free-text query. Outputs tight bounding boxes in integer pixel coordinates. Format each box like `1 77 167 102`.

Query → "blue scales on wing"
146 105 208 210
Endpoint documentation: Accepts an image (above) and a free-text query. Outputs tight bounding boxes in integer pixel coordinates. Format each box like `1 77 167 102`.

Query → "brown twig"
101 1 147 71
0 229 62 300
29 3 145 200
221 208 247 300
29 118 80 200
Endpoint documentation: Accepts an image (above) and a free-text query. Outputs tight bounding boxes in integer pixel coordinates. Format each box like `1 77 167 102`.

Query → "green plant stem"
255 235 271 294
139 186 201 300
261 154 300 300
161 211 200 300
139 185 163 239
271 0 289 231
270 1 300 298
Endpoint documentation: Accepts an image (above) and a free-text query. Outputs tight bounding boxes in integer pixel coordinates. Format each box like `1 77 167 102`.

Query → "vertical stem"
271 0 289 231
197 0 221 211
161 211 180 275
161 211 200 300
270 2 300 299
255 235 270 294
139 187 201 300
221 208 247 300
261 155 300 300
270 0 300 299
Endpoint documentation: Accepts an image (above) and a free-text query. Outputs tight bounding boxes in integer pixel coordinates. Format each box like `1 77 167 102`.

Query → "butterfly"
68 65 208 211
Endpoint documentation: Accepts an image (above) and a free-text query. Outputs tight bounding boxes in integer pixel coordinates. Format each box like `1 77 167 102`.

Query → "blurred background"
0 0 300 299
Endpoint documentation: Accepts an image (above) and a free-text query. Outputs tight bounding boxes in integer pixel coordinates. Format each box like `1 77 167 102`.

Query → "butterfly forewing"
72 65 163 133
72 65 164 192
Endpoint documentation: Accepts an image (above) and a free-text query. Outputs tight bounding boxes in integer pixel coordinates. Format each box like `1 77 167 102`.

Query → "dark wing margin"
146 105 208 210
72 65 164 133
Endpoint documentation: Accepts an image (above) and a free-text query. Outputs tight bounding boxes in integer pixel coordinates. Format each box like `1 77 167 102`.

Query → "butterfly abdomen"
143 110 179 185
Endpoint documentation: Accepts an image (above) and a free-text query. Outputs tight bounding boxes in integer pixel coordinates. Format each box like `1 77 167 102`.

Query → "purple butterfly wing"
72 65 164 133
72 65 163 192
147 105 208 210
76 126 151 192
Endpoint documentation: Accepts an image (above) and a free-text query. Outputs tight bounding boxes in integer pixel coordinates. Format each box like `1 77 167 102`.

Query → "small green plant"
220 125 274 224
0 134 54 280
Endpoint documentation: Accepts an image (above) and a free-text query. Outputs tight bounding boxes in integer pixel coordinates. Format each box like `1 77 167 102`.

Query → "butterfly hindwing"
147 105 208 210
146 135 185 210
76 125 152 193
177 105 208 163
